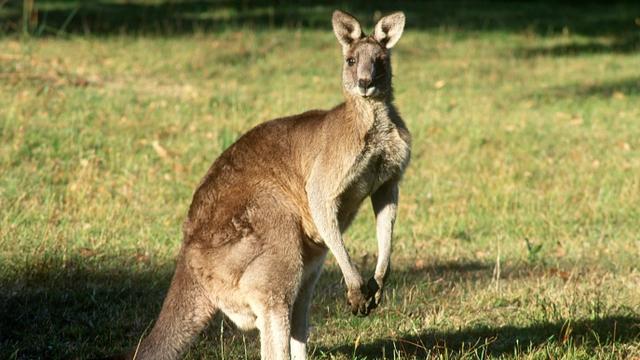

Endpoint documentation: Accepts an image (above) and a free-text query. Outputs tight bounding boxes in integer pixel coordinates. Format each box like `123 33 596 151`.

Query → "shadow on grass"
324 315 640 358
1 0 639 45
0 255 633 358
531 76 640 102
0 255 516 358
517 35 640 58
0 256 174 359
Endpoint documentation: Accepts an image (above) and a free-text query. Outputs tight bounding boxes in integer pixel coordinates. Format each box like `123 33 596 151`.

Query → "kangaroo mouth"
356 86 377 97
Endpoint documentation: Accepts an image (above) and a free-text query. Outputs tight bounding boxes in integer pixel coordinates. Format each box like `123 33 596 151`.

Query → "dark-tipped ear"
374 12 405 49
332 10 362 48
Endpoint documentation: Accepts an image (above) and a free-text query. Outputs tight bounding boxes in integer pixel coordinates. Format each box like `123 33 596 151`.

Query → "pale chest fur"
337 107 411 227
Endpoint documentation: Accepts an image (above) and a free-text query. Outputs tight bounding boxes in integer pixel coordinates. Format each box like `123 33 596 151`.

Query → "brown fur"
117 10 410 360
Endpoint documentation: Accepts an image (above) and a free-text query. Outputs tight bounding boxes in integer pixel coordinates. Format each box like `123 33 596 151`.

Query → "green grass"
1 1 640 359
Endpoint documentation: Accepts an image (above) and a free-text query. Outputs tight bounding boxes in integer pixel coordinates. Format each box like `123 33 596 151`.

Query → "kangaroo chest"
337 119 410 227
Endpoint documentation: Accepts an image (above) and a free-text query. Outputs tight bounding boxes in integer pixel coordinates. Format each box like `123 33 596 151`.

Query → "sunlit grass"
1 10 639 360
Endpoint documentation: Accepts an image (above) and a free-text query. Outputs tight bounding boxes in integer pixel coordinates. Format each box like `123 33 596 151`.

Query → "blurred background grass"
1 1 639 359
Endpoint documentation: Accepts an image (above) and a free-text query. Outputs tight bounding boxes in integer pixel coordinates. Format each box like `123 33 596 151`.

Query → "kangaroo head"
332 10 405 100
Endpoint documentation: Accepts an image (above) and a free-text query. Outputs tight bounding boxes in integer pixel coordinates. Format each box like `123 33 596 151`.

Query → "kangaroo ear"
374 12 405 49
332 10 362 48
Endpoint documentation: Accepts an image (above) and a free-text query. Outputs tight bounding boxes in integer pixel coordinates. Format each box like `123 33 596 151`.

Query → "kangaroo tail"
126 255 216 360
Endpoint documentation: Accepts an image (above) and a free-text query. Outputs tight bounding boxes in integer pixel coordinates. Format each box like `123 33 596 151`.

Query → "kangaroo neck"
343 93 395 132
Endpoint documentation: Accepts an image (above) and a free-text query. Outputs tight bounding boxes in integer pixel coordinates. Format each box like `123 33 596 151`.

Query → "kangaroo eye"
346 57 356 66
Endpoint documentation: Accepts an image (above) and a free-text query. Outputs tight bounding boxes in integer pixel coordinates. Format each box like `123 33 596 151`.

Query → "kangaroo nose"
358 78 372 89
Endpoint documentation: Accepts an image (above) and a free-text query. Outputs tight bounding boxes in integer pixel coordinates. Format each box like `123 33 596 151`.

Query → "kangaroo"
121 10 410 360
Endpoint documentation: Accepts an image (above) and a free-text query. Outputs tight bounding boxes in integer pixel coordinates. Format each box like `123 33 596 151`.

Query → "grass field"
1 1 640 359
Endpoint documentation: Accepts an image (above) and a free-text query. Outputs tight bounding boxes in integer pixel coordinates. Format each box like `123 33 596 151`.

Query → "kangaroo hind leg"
256 304 292 360
290 251 326 360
